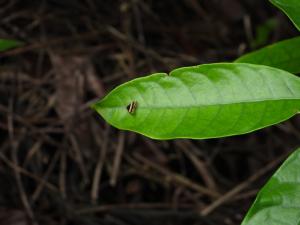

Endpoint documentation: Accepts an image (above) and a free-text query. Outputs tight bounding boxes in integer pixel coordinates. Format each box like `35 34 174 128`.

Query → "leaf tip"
0 39 24 52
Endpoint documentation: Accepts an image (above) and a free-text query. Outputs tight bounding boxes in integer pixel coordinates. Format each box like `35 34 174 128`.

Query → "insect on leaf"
127 101 138 114
92 63 300 140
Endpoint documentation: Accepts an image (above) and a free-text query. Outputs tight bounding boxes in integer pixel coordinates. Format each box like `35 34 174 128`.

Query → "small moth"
127 101 138 114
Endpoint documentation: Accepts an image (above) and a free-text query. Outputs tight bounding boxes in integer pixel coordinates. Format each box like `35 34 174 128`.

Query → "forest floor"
0 0 299 224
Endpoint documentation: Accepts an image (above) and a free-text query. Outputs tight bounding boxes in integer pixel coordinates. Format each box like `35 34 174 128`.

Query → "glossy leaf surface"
236 37 300 74
270 0 300 31
93 63 300 140
241 148 300 225
0 39 22 52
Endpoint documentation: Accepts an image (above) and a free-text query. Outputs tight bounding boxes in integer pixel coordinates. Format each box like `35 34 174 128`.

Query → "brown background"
0 0 299 224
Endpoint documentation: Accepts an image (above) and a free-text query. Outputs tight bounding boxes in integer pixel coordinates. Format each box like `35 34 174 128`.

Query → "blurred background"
0 0 299 224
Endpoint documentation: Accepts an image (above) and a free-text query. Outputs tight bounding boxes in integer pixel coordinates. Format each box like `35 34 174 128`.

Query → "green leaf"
241 148 300 225
0 39 22 52
92 63 300 140
270 0 300 31
236 37 300 74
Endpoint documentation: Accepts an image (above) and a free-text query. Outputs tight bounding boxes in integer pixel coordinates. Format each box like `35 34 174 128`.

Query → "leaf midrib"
101 97 300 110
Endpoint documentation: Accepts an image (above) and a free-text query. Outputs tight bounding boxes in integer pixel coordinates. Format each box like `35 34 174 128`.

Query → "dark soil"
0 0 299 225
